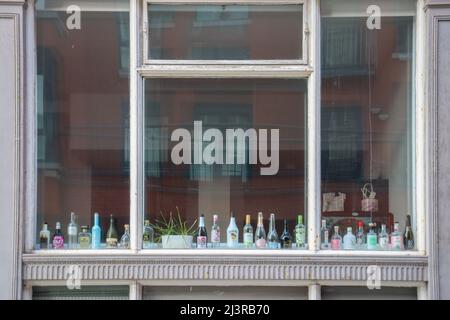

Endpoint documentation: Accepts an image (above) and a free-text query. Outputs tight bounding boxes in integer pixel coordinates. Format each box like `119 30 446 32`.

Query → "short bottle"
39 222 51 249
390 221 403 250
196 214 208 249
91 212 102 249
67 212 78 249
119 224 130 249
78 226 91 249
280 219 292 249
106 215 119 248
267 213 279 249
378 224 389 250
356 221 365 248
343 227 356 250
294 215 306 248
254 212 266 248
367 223 378 250
243 214 254 248
143 219 155 249
320 219 330 249
226 212 239 248
52 222 65 249
331 226 342 250
211 214 221 248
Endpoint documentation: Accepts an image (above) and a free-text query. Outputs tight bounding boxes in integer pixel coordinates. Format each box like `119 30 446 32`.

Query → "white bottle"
227 212 239 248
343 227 356 250
68 212 78 249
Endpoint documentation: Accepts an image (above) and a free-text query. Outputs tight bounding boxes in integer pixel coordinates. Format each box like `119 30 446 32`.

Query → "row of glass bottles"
320 218 415 251
194 212 307 249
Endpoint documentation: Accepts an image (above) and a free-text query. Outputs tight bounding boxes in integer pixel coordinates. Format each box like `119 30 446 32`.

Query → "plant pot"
161 235 193 249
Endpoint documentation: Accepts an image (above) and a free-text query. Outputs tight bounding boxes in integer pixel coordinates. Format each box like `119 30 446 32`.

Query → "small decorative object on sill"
322 192 346 212
361 183 378 212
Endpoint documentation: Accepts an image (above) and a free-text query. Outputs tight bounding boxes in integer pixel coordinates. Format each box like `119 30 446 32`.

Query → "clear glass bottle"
294 215 306 248
390 221 403 250
143 219 154 249
78 226 91 249
343 227 356 250
91 213 101 249
211 214 221 248
243 214 254 248
367 223 378 250
226 212 239 248
196 214 208 249
320 219 330 249
67 212 78 249
280 219 292 249
119 224 130 249
331 226 342 250
39 222 51 249
356 221 365 248
52 222 64 249
378 224 389 250
267 213 279 249
254 212 266 248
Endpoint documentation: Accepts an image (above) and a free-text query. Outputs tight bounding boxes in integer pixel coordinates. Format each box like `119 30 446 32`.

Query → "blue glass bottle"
91 212 102 249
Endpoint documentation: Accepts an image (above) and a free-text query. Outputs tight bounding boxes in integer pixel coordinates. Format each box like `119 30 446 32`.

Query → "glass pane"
321 286 417 300
36 0 130 250
32 286 129 300
147 4 303 60
320 0 416 251
143 79 307 249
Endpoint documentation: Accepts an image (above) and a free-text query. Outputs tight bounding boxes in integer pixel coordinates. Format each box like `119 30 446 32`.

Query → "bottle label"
68 226 77 236
243 233 253 245
106 237 118 248
255 238 266 248
343 237 355 250
197 236 207 248
331 239 341 250
356 235 364 245
91 231 101 248
40 237 49 249
268 241 279 249
323 230 329 244
228 231 238 242
52 236 64 249
79 236 90 248
211 230 220 243
379 237 389 248
406 240 414 250
367 234 378 249
295 229 305 245
391 235 402 249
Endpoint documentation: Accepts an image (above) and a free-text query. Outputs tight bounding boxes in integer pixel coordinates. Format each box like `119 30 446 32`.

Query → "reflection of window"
195 5 249 26
117 12 130 76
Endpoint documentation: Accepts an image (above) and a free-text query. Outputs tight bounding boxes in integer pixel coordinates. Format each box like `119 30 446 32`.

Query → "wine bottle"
67 212 78 249
78 226 91 249
226 212 239 248
196 214 208 249
52 222 64 249
267 213 279 249
343 227 356 250
143 219 154 249
254 212 266 248
294 215 306 248
39 222 51 249
330 226 341 250
404 214 414 250
280 219 292 249
119 224 130 249
243 214 254 248
211 214 220 248
390 221 403 250
320 219 330 249
367 223 378 250
106 215 119 248
91 212 101 249
378 224 389 249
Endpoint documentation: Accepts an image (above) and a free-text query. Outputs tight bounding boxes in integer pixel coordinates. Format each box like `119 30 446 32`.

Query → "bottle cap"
347 227 352 232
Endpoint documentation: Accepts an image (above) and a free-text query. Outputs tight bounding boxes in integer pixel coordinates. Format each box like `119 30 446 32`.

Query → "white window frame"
26 0 427 259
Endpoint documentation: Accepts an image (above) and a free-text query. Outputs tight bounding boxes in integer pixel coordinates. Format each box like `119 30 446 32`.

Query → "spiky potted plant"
151 207 197 249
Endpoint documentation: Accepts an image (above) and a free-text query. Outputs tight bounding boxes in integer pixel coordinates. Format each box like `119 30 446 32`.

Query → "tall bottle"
243 214 254 248
320 219 330 249
211 214 221 248
226 212 239 248
91 213 101 249
67 212 78 249
390 221 403 250
39 222 51 249
367 223 378 250
196 214 208 249
294 215 306 248
52 222 64 249
267 213 279 249
343 227 356 250
106 215 119 248
119 224 130 249
331 226 342 250
143 219 154 249
280 219 292 249
254 212 266 248
378 224 389 250
356 221 365 248
404 214 415 250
